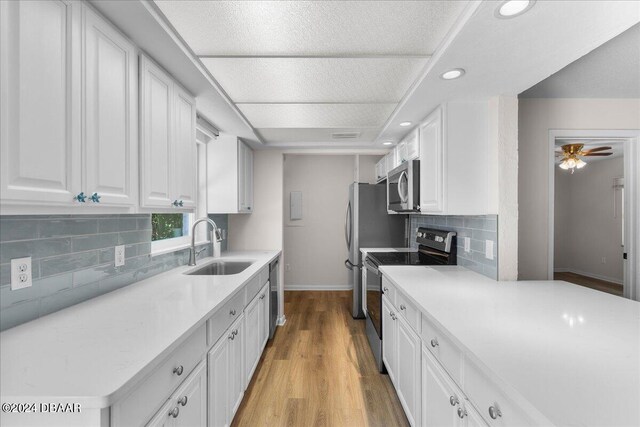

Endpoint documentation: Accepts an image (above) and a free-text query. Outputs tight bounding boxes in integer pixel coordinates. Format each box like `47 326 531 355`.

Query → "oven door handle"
364 259 381 276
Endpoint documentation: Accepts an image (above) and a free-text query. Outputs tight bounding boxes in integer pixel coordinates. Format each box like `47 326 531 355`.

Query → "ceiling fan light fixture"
559 161 570 170
496 0 535 18
576 159 587 169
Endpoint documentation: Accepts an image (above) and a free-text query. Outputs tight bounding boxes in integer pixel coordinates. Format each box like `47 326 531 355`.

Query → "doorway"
548 130 638 300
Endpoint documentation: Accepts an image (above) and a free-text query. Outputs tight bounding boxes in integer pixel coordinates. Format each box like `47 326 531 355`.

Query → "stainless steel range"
364 227 457 372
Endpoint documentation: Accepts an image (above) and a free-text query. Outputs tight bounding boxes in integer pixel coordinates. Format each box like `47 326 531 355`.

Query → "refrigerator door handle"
345 259 357 270
344 201 352 250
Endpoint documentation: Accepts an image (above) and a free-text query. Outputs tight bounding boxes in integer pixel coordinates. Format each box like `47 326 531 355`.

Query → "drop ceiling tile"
200 57 428 103
237 103 396 128
156 1 469 56
257 128 382 144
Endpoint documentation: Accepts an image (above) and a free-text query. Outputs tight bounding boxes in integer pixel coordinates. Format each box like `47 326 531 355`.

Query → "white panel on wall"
201 57 428 103
290 191 303 221
238 103 396 128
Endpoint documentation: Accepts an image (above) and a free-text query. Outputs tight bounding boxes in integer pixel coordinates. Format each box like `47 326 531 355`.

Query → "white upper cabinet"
83 5 137 206
404 129 420 162
140 54 196 211
207 136 254 214
419 102 493 215
1 1 140 211
0 0 81 206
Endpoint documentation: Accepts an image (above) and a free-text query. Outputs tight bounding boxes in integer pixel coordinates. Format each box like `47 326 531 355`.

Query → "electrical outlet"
485 240 494 260
285 264 291 272
601 257 606 264
115 245 125 267
11 257 32 290
464 237 471 253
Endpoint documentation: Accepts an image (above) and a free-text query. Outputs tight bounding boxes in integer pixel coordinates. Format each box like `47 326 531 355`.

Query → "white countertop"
0 251 280 408
378 265 640 427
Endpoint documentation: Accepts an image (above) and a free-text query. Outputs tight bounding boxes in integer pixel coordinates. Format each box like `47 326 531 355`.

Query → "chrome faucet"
188 217 223 266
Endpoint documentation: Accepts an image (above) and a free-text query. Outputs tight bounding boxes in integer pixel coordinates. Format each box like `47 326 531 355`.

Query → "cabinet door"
419 107 444 213
422 345 461 427
260 284 269 350
464 403 489 427
0 0 81 205
244 294 262 387
229 315 245 420
396 316 421 426
140 55 173 209
208 332 231 427
405 130 420 161
146 399 176 427
237 141 253 213
382 296 397 385
172 85 196 209
172 361 207 427
83 5 137 206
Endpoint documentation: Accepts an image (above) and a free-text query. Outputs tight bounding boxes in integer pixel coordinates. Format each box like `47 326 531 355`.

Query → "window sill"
151 240 210 257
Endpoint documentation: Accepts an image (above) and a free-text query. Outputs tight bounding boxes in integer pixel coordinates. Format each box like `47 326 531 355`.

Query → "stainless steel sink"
186 261 253 276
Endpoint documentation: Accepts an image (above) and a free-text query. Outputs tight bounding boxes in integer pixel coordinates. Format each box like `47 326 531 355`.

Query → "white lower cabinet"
208 314 245 427
244 283 269 386
382 295 421 426
147 360 207 427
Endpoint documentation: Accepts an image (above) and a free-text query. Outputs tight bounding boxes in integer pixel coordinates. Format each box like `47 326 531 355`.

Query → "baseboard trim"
284 284 353 291
554 268 623 286
277 315 286 326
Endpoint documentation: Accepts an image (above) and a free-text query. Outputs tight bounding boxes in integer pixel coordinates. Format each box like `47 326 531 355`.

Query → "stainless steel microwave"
387 160 420 212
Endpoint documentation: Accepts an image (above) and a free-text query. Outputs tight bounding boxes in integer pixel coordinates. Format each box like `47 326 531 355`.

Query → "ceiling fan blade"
583 152 612 156
582 146 612 154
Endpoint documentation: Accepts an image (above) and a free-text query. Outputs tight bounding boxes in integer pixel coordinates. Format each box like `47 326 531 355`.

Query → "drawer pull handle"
430 338 439 348
400 304 406 310
449 395 459 406
178 396 188 407
383 287 389 293
169 407 179 418
489 405 502 419
457 407 467 419
230 309 237 316
173 365 184 376
260 293 265 300
229 333 235 340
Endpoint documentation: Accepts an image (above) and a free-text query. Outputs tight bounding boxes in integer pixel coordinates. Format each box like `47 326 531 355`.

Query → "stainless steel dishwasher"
269 258 279 339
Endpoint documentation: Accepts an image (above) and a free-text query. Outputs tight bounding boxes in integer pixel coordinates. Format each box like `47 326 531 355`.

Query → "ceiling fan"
555 143 612 174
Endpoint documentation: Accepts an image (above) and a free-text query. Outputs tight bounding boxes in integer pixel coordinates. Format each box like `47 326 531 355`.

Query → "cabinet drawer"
207 289 246 347
464 359 536 427
381 276 396 305
259 265 269 287
396 290 420 332
112 324 207 427
244 273 262 307
420 315 463 386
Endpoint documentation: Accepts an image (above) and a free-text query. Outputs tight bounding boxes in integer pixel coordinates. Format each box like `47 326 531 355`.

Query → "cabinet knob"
457 407 467 419
260 294 265 300
488 405 502 419
233 329 238 336
229 333 234 340
430 338 439 348
173 365 184 376
172 199 180 207
168 407 179 418
178 396 188 407
230 309 237 316
449 395 459 406
178 200 184 207
89 192 101 203
383 287 389 293
400 304 406 310
74 192 87 203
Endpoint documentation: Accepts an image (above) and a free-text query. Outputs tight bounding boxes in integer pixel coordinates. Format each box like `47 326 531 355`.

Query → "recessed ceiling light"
382 141 394 146
399 121 412 127
441 69 465 80
496 0 535 18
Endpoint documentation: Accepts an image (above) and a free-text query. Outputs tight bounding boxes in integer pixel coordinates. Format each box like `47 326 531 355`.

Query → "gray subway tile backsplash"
410 214 498 280
0 214 218 331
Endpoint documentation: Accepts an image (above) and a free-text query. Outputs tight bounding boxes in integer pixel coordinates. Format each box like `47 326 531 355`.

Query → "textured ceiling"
521 23 640 98
155 0 469 146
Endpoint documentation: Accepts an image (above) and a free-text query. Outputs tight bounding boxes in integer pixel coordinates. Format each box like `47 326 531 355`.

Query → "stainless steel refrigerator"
345 183 406 318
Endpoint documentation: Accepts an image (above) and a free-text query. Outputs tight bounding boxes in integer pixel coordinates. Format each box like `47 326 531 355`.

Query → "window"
151 213 194 253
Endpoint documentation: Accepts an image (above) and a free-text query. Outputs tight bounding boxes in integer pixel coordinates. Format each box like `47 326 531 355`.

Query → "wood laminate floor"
554 272 623 297
232 291 409 427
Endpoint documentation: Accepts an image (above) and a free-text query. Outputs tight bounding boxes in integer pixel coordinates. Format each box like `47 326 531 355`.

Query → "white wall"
283 154 356 289
554 156 625 283
518 98 640 280
228 150 285 318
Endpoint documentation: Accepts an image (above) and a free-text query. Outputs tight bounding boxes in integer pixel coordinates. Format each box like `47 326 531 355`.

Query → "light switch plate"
11 257 32 290
115 245 125 267
464 237 471 253
485 240 494 260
